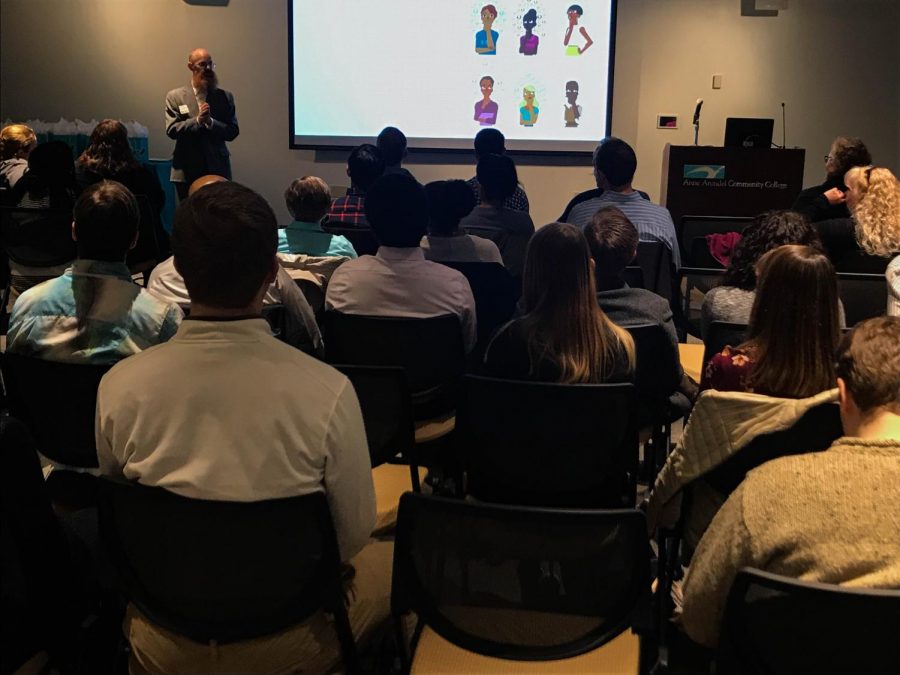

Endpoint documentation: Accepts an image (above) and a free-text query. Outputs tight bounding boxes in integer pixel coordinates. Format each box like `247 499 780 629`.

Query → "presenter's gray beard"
201 72 219 91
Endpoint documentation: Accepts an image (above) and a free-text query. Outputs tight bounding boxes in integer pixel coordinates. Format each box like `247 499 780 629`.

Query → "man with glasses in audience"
165 48 239 201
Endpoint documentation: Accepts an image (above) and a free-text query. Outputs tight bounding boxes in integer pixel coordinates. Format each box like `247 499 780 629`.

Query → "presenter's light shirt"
476 30 499 54
6 259 183 364
278 221 358 259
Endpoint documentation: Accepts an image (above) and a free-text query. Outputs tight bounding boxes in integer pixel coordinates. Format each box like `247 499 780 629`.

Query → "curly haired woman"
846 166 900 315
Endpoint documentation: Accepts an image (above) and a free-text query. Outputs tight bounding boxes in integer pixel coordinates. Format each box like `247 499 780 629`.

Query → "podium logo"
684 164 725 180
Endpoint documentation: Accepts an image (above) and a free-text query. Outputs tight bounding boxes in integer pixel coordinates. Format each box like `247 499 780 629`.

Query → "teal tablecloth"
148 159 175 234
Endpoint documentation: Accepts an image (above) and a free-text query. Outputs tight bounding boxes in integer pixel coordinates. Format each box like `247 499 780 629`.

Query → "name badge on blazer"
179 104 190 115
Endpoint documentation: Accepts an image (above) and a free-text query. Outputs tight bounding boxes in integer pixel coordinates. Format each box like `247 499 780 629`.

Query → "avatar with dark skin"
519 9 539 55
474 76 499 126
563 5 593 55
564 80 581 127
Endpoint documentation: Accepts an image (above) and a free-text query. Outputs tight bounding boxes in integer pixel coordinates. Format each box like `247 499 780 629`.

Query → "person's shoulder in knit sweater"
680 316 900 648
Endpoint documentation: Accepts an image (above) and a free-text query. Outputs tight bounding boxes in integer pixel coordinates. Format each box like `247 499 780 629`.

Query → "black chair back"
622 265 645 289
125 194 164 274
834 250 890 274
689 236 725 269
457 376 639 508
626 323 681 423
261 303 287 340
633 240 676 306
335 365 417 475
0 352 110 467
717 568 900 675
322 312 466 419
703 321 749 369
0 206 75 267
438 261 517 351
98 480 359 666
836 272 888 326
393 493 651 662
321 223 379 256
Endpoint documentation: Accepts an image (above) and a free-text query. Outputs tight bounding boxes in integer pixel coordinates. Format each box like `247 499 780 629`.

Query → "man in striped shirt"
565 137 680 268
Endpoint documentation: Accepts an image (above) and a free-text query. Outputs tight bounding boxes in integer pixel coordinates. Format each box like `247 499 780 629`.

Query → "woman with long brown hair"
484 222 635 383
702 244 841 397
76 119 164 215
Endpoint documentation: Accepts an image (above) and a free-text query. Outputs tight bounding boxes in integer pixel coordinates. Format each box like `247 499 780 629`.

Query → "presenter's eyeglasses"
824 154 833 162
192 60 215 71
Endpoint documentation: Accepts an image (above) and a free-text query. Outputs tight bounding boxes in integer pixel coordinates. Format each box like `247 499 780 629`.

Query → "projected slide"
289 0 616 153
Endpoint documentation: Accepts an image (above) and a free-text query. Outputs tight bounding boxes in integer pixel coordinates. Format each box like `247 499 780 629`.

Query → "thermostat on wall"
657 115 678 129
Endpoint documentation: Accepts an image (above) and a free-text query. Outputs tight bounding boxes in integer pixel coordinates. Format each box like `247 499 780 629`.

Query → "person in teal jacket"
279 176 357 258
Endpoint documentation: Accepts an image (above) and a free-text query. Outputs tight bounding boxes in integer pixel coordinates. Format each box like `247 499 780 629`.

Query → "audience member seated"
279 176 356 258
7 181 182 363
421 179 502 264
147 176 322 355
465 128 530 212
96 180 387 675
565 137 680 267
376 126 414 180
75 119 165 216
681 316 900 648
325 143 384 228
845 165 900 315
326 173 477 353
0 123 37 190
585 206 697 400
791 136 871 223
460 153 535 278
483 222 634 382
701 210 824 338
4 141 79 308
701 245 841 396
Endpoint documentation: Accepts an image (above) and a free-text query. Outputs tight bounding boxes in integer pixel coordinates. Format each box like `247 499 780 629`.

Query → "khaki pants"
126 540 393 675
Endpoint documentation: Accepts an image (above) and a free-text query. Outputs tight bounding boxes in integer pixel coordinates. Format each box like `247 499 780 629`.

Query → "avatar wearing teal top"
278 221 358 259
475 29 499 54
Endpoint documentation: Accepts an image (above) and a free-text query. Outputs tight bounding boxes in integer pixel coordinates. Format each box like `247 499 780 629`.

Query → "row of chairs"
679 215 889 329
74 480 900 674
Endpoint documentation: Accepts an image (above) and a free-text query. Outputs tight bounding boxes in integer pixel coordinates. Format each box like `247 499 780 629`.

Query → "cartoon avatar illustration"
519 8 539 56
474 76 499 126
564 4 593 56
519 85 539 127
564 80 582 127
475 4 499 55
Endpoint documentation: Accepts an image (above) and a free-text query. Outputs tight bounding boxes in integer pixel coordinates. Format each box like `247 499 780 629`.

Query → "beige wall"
2 0 897 226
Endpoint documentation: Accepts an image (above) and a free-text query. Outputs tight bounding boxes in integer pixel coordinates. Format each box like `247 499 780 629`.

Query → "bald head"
187 48 217 90
188 174 228 196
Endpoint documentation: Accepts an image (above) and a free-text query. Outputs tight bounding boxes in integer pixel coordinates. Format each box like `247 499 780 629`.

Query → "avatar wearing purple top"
519 9 539 55
474 76 499 126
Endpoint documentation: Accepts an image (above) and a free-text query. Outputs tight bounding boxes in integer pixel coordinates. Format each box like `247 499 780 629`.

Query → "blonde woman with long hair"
845 166 900 315
484 222 635 383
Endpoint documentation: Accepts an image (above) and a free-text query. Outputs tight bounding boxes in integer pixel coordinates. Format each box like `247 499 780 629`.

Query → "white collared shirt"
325 246 477 352
96 318 374 561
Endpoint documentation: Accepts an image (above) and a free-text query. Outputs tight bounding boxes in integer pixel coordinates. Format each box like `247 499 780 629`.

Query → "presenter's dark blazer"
165 85 239 184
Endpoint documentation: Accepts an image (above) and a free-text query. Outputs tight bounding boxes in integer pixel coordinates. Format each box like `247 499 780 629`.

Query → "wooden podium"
661 145 806 225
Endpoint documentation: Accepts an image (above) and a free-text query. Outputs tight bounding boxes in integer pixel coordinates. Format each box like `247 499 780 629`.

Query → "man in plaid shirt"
326 144 385 228
466 128 530 213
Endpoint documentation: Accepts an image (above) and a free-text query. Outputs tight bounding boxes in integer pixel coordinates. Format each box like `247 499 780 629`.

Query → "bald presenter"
165 48 239 200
